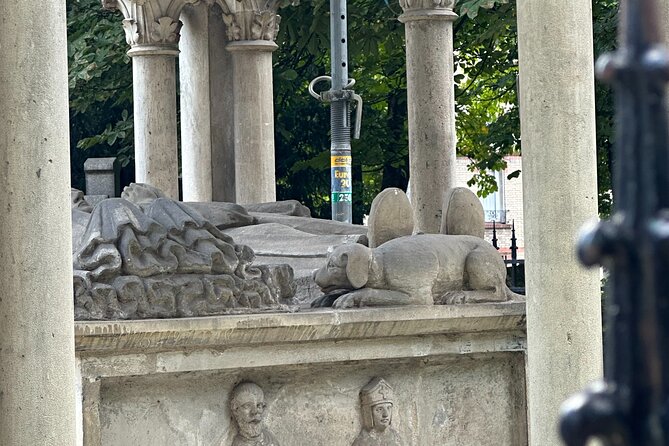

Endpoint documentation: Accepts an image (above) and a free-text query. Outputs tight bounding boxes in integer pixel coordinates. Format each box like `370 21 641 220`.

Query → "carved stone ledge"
398 0 457 22
75 302 526 356
226 39 279 53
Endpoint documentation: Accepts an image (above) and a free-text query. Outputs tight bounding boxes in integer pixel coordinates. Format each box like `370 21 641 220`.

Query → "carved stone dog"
312 234 520 308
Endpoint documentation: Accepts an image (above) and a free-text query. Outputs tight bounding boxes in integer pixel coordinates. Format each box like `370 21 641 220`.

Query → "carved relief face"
371 402 392 431
231 386 267 439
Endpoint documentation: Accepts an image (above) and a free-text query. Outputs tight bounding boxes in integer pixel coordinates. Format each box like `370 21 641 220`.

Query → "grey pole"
309 0 362 223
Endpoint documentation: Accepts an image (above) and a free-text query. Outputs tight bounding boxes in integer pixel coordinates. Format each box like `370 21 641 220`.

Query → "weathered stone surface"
74 302 526 354
72 209 92 251
230 382 280 446
209 4 237 202
228 41 278 204
84 156 120 197
250 212 367 236
399 0 458 234
0 0 77 442
440 187 485 238
92 354 526 446
223 223 364 257
352 377 401 446
72 198 296 319
180 2 213 202
121 182 167 205
72 188 93 212
85 194 110 208
244 199 311 217
185 201 255 229
313 234 521 308
75 305 527 446
517 1 603 444
366 188 414 248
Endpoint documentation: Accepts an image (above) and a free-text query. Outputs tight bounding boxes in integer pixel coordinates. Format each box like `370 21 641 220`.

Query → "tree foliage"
66 0 617 218
67 0 133 190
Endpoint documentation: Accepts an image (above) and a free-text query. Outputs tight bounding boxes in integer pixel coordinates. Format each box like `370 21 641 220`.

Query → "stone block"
367 188 414 248
441 187 485 238
74 304 527 446
84 157 121 197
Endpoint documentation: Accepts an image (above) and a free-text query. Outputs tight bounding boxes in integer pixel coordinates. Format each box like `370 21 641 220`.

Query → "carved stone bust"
230 382 280 446
352 378 402 446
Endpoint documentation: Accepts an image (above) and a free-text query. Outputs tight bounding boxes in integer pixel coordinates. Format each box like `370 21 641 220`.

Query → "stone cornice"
102 0 201 54
212 0 295 42
75 302 526 354
398 0 457 22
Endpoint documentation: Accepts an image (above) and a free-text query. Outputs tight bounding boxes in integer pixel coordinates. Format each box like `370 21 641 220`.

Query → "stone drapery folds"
72 194 297 320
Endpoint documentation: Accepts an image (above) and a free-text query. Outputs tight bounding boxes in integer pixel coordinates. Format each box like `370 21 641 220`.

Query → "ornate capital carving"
398 0 457 22
102 0 200 55
214 0 296 42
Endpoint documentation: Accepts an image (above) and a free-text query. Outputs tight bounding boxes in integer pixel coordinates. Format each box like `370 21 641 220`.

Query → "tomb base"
75 302 527 446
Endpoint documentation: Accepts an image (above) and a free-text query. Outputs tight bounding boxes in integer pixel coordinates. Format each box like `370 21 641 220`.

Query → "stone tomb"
76 304 527 445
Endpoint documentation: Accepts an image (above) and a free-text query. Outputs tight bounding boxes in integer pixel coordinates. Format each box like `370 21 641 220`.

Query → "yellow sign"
331 156 351 167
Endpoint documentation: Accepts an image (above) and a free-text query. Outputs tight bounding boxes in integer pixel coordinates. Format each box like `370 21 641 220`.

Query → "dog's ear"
342 244 371 289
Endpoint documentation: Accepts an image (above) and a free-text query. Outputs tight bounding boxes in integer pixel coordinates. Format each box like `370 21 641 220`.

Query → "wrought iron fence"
559 0 669 444
491 220 525 294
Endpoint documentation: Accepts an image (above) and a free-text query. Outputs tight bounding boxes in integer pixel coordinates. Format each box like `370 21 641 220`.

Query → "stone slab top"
83 157 118 172
75 302 526 355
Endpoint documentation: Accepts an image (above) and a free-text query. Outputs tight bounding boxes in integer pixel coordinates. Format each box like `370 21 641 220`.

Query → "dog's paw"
435 291 466 305
311 289 350 308
333 293 358 309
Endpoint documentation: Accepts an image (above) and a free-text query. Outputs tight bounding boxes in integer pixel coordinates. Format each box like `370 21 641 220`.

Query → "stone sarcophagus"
75 304 527 446
72 186 527 445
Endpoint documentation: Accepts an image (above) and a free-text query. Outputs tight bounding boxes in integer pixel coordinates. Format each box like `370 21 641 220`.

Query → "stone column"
216 0 280 204
209 6 237 202
516 2 603 445
0 0 76 444
180 1 213 202
399 0 457 234
104 0 197 200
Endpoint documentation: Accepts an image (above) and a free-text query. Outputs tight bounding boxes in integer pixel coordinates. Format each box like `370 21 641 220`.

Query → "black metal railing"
559 0 669 444
491 220 525 294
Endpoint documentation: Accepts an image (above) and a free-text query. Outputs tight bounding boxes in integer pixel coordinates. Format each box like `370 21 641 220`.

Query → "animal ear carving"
343 244 371 289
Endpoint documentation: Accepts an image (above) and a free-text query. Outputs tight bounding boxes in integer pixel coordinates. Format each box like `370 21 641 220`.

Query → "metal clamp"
352 93 363 139
308 76 357 102
309 75 362 139
308 76 331 101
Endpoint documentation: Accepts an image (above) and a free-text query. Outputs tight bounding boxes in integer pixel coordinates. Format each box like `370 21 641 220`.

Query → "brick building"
454 156 524 259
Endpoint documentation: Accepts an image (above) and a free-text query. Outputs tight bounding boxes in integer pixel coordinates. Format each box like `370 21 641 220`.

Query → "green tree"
66 0 616 219
67 0 132 190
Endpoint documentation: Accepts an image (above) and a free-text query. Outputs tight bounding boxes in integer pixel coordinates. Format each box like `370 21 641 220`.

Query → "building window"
480 170 506 223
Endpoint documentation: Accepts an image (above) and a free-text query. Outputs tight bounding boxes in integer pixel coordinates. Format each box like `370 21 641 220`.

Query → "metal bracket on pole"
307 0 363 223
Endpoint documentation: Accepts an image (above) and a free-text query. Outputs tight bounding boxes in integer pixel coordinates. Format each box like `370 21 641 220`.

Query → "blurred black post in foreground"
559 0 669 444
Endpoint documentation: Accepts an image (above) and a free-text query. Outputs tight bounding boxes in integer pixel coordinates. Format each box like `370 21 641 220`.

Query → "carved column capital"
398 0 457 22
102 0 200 56
213 0 292 42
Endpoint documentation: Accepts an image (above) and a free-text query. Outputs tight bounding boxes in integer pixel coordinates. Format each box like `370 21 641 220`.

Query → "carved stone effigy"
352 378 401 446
230 382 280 446
312 234 521 308
72 191 296 320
